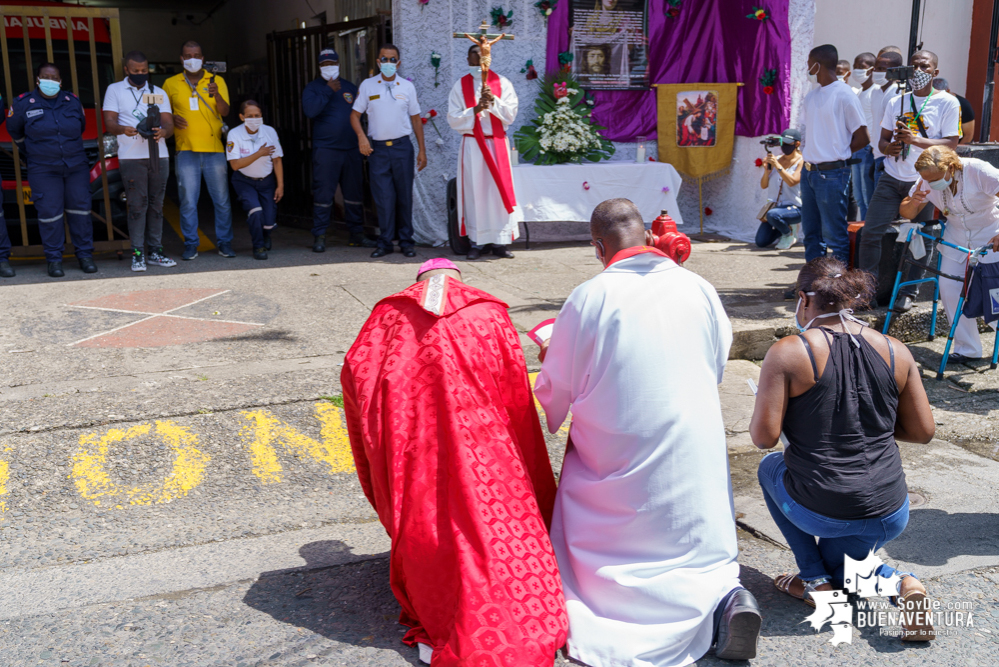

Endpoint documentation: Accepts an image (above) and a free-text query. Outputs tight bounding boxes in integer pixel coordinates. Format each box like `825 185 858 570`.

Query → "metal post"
907 0 921 61
88 16 113 244
66 12 79 96
981 0 999 142
0 9 29 247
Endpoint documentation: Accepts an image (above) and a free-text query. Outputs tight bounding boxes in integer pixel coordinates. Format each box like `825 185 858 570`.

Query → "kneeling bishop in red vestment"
341 258 568 666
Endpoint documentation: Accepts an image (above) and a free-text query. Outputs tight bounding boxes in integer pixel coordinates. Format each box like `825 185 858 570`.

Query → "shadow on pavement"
242 540 419 665
886 509 999 566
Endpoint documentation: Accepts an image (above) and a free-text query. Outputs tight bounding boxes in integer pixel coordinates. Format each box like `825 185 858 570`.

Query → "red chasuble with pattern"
341 275 568 666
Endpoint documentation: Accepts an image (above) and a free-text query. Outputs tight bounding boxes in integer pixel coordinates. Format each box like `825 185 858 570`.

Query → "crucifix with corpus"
453 20 514 102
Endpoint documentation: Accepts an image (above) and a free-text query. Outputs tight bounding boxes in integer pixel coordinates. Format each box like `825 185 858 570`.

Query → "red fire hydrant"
651 210 691 265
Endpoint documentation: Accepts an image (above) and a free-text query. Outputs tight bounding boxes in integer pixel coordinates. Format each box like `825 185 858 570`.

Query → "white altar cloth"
512 162 684 226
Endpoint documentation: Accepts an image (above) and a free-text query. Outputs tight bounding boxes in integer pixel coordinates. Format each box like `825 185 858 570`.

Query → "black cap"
780 128 801 144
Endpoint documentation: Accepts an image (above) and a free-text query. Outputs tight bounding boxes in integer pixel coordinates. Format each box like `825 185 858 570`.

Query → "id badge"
189 97 199 111
131 108 145 121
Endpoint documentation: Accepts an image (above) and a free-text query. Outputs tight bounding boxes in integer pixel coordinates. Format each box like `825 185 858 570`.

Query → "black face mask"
128 73 149 88
780 142 797 156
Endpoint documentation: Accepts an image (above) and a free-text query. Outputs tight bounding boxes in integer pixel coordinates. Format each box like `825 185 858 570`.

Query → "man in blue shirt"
8 62 96 277
303 48 374 252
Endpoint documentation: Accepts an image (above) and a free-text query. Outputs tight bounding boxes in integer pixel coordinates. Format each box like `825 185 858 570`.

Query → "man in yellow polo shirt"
164 40 234 260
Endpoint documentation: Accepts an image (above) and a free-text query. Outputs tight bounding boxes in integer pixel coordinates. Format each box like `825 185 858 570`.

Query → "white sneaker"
776 233 796 250
130 249 146 272
147 247 177 268
418 643 433 664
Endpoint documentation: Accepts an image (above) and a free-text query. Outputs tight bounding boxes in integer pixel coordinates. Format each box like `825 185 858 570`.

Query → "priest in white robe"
447 44 522 261
534 198 762 666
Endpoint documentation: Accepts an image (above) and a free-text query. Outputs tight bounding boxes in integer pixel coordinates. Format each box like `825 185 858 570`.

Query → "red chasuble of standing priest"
341 266 568 666
447 69 522 246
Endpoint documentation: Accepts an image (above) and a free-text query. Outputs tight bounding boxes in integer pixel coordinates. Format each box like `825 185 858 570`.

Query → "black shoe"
253 247 268 260
0 260 13 278
402 248 417 258
263 230 273 251
946 353 979 365
312 235 326 253
371 247 393 258
78 257 97 274
47 261 64 278
348 233 378 248
492 245 515 259
466 247 483 260
714 588 761 661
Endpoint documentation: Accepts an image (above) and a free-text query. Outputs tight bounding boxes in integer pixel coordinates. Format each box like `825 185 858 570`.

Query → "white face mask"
183 58 203 73
871 71 888 86
320 65 339 81
852 68 871 84
470 66 481 76
836 74 847 83
244 117 263 131
806 62 819 83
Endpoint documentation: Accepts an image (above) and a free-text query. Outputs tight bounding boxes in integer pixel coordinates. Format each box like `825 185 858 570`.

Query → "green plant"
319 395 345 407
514 70 615 165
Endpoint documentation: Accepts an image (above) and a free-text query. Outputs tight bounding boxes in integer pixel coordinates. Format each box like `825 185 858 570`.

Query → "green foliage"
319 394 344 407
513 70 615 166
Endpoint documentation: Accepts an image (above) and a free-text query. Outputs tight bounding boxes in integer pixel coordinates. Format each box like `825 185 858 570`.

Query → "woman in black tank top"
750 257 936 642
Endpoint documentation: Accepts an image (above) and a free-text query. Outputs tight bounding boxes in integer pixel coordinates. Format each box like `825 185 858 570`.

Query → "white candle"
636 143 646 163
511 147 519 166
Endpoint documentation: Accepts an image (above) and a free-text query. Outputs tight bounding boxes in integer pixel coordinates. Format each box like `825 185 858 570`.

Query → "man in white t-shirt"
350 44 427 259
799 44 869 265
869 49 903 191
851 52 877 218
858 49 960 311
103 50 175 272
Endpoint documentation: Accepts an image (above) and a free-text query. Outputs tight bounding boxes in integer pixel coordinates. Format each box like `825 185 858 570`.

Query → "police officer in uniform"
303 48 374 252
351 44 427 258
8 63 95 277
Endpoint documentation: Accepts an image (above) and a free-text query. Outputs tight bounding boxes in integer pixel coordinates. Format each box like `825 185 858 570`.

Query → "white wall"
118 10 218 64
813 0 974 96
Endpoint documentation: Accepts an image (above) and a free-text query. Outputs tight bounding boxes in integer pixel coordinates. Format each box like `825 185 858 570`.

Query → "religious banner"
570 0 648 90
655 83 738 180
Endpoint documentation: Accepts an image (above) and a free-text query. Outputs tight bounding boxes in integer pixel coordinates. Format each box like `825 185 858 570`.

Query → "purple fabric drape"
546 0 791 141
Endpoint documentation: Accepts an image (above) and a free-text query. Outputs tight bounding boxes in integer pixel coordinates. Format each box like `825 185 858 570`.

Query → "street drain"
908 491 927 507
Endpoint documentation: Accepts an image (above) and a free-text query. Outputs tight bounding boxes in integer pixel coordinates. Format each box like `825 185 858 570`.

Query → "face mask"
780 142 797 156
244 117 263 131
379 62 397 78
127 73 148 88
470 66 481 76
806 62 819 83
852 68 870 84
928 176 952 191
183 58 203 73
320 66 339 81
909 69 933 91
871 71 888 86
836 75 847 83
38 79 60 96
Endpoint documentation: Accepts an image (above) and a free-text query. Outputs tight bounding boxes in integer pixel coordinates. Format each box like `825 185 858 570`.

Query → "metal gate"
0 5 127 258
266 13 389 230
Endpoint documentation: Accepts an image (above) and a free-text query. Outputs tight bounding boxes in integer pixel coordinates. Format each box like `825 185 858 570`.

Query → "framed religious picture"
676 90 718 147
570 0 648 90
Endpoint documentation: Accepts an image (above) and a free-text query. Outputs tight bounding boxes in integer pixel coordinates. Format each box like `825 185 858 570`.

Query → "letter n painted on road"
239 402 354 484
71 421 211 507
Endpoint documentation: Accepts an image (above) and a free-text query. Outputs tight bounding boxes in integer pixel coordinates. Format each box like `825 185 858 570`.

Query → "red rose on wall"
763 85 774 95
754 158 764 167
704 207 713 216
667 7 680 17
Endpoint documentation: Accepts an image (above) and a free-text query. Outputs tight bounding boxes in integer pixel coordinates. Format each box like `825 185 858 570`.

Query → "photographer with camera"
756 129 803 250
163 40 233 260
104 51 175 272
858 50 960 312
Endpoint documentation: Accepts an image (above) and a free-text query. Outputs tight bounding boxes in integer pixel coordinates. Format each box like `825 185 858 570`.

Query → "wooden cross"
453 20 515 94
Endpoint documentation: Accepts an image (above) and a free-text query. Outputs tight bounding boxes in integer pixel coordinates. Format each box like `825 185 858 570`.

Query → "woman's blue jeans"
757 451 914 588
755 205 801 247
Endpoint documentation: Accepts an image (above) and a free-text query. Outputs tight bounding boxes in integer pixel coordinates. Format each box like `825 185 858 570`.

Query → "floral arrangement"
534 0 557 19
665 0 681 18
746 6 768 20
759 68 777 95
557 51 574 71
418 0 429 9
490 6 513 28
420 109 443 139
514 70 615 165
521 59 538 80
431 51 442 87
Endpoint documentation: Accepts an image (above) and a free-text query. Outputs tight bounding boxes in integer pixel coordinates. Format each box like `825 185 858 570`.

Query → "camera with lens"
760 136 781 155
885 65 915 82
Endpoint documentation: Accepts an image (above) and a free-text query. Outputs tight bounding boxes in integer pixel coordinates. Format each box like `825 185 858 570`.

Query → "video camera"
886 66 917 162
760 136 781 158
205 61 227 98
136 92 164 174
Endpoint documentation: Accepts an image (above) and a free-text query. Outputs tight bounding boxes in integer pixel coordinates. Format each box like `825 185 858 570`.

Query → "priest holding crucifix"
447 41 521 260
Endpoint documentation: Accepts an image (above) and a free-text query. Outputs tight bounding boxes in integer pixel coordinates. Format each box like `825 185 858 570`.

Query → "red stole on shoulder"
605 246 669 269
461 71 516 214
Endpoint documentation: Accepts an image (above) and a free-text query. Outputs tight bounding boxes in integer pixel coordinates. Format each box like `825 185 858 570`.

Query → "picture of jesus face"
587 48 607 74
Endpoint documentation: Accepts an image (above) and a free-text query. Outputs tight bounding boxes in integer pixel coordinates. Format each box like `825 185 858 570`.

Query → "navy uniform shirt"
7 88 87 170
302 77 359 151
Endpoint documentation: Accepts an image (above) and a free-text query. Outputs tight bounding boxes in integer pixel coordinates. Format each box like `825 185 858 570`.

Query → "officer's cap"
318 49 339 64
